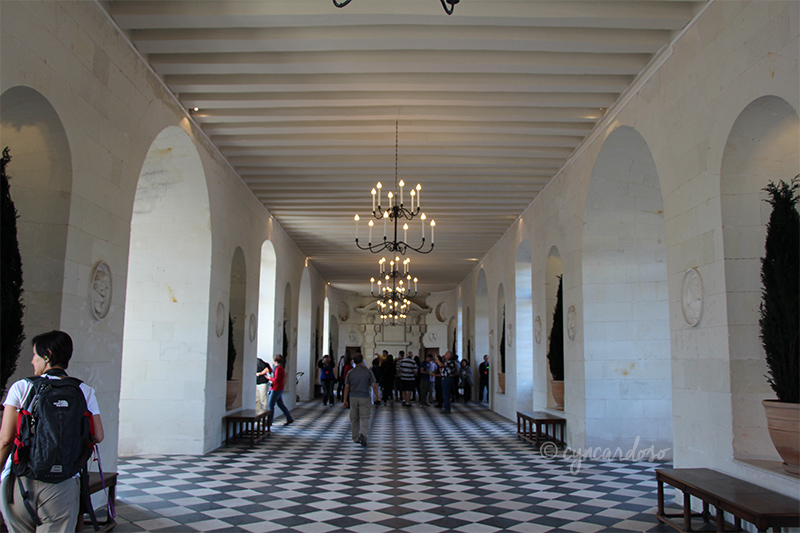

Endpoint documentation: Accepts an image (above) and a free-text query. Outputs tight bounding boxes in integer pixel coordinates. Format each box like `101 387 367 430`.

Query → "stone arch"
282 282 295 404
721 96 799 462
0 86 72 363
257 241 277 362
447 316 458 356
515 239 534 411
497 283 506 395
120 126 212 455
476 269 490 401
545 247 562 410
582 125 671 452
297 267 313 401
464 306 472 364
457 291 463 358
227 247 247 410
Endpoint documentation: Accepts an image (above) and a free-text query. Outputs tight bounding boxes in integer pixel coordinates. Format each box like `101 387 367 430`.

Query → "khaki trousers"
1 475 79 533
349 396 372 442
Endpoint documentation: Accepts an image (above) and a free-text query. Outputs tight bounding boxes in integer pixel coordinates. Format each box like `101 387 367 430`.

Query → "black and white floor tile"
110 402 678 532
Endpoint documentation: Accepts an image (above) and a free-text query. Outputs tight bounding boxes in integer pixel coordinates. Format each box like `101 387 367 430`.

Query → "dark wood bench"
656 468 800 532
77 471 117 532
516 411 566 447
223 409 269 446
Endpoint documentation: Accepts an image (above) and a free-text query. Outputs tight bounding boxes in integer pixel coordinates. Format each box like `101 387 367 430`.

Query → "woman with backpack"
0 330 104 532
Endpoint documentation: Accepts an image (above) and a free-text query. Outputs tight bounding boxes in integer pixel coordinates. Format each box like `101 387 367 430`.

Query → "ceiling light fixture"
332 0 459 15
370 256 418 324
354 121 435 255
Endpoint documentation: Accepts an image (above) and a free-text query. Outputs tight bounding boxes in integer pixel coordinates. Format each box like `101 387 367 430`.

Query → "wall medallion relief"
567 305 577 341
435 302 448 323
249 314 257 342
338 301 350 322
90 261 112 320
534 315 542 344
215 302 226 337
681 267 703 327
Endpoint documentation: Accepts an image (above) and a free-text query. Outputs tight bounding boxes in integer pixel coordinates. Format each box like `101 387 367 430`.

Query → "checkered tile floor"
111 402 678 532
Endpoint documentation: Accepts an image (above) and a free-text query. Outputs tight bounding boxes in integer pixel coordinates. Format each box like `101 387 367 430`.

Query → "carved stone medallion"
681 267 703 327
90 261 112 320
534 315 542 344
435 302 448 323
216 302 226 337
249 314 257 342
338 301 350 322
567 305 577 340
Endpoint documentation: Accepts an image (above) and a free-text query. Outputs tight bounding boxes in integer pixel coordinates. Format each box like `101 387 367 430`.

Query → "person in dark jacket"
380 354 395 403
318 354 336 406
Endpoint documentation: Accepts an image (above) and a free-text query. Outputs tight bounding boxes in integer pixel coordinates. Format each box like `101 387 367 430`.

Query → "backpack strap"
80 461 100 531
16 476 43 527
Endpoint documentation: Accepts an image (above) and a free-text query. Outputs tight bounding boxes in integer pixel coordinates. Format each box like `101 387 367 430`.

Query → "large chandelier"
371 256 418 324
354 121 435 255
332 0 459 15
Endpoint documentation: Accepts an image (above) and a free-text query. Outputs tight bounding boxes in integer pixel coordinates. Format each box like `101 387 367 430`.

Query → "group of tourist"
323 350 489 409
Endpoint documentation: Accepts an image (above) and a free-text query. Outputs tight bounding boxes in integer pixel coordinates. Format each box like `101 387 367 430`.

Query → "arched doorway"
476 269 490 403
227 247 247 411
120 126 211 455
544 248 562 411
582 125 671 452
515 240 534 410
721 96 799 462
0 86 72 364
297 267 313 401
497 283 506 396
257 241 277 363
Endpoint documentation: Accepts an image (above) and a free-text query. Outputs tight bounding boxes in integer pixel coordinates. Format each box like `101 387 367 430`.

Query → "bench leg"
715 506 723 532
684 491 693 532
657 478 664 518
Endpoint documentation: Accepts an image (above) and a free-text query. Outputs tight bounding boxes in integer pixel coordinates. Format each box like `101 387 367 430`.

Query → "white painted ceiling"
102 0 706 296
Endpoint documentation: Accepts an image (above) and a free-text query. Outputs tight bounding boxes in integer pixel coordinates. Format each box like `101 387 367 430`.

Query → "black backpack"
9 372 99 528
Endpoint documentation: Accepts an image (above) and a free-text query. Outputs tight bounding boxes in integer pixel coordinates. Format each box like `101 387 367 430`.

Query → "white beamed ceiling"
103 0 706 296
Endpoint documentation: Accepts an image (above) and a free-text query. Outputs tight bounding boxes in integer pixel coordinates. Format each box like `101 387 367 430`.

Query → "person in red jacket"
266 354 294 430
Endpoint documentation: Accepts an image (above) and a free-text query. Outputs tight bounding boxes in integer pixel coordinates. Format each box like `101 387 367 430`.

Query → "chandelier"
371 256 418 324
332 0 459 15
354 121 435 255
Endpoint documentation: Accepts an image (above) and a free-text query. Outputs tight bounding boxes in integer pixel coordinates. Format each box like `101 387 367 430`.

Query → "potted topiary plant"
1 148 25 400
759 177 799 476
547 276 565 410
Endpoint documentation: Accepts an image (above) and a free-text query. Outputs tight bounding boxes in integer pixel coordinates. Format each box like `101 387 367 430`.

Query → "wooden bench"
77 471 117 532
223 409 269 446
656 468 800 533
516 411 566 447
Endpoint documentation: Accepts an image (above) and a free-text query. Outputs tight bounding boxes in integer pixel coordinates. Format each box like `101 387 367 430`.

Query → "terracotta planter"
226 379 241 411
497 372 505 394
763 400 800 476
551 380 564 411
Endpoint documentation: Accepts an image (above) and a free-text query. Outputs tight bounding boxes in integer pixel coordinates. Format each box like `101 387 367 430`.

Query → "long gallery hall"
1 1 798 532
